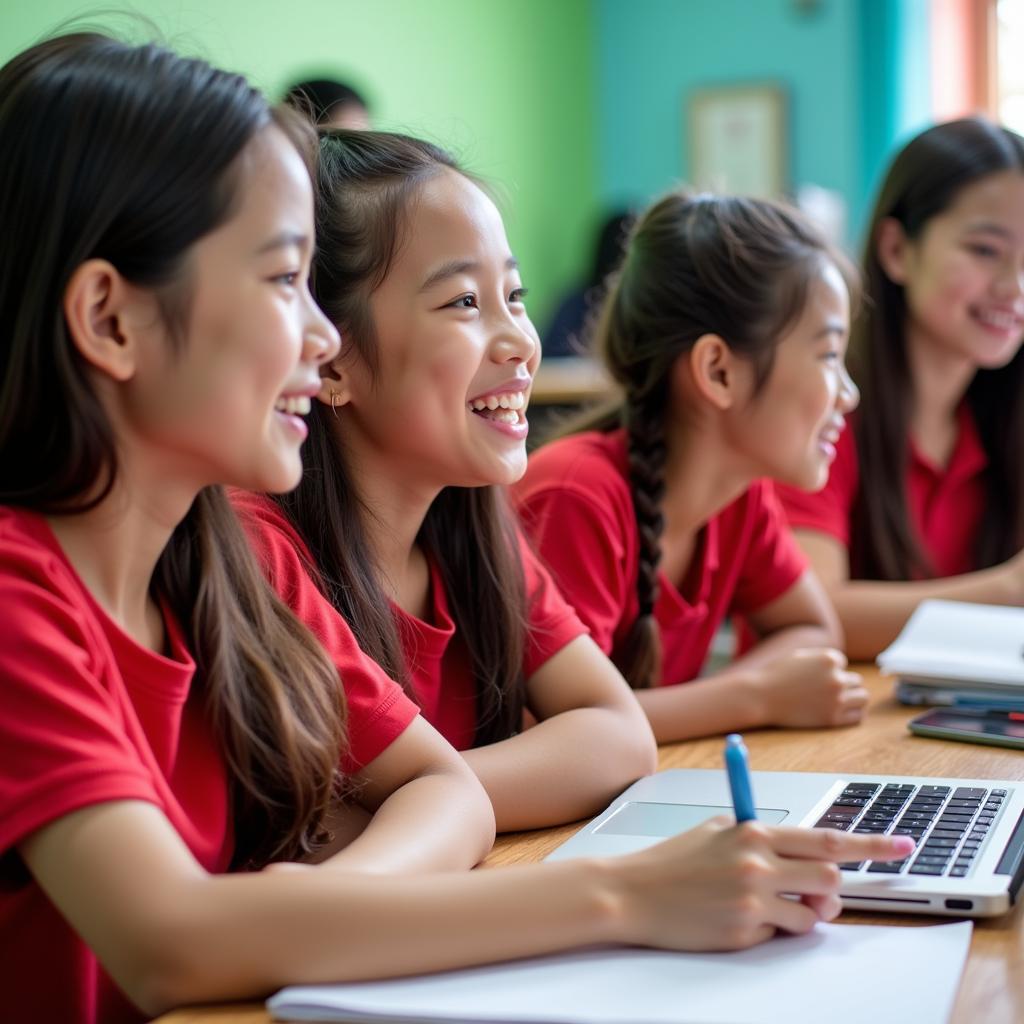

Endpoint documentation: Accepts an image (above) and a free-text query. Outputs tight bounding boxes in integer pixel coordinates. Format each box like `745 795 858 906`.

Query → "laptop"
546 769 1024 917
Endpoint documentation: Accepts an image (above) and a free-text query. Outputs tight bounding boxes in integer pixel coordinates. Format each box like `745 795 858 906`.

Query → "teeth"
469 391 526 412
978 309 1019 330
490 409 520 424
275 395 311 416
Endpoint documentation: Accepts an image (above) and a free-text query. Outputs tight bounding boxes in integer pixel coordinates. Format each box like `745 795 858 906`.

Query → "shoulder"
0 508 93 623
517 431 632 512
229 490 319 582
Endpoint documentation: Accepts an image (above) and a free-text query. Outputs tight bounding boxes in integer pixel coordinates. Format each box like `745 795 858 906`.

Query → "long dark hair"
0 33 347 868
275 130 526 746
851 116 1024 580
567 192 855 689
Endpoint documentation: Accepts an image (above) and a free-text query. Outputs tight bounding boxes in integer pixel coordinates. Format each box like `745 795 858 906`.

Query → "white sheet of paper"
268 920 973 1024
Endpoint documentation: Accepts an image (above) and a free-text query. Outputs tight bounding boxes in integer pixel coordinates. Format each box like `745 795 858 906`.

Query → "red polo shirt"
392 540 587 749
0 502 418 1024
776 405 988 578
233 493 587 751
514 430 807 687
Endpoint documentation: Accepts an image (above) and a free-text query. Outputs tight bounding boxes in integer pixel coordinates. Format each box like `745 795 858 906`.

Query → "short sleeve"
775 427 859 548
519 535 589 677
0 547 159 858
232 495 419 773
516 482 632 658
729 481 810 615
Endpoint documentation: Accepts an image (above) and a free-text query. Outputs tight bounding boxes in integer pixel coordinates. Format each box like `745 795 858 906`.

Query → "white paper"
268 920 973 1024
877 599 1024 687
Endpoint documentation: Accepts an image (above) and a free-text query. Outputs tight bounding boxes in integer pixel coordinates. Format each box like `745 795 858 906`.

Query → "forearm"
634 673 765 743
462 706 656 831
320 769 495 873
147 856 619 1013
730 623 833 673
831 565 1018 661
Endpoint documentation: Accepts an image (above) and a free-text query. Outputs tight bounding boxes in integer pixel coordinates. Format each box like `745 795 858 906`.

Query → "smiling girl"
776 118 1024 659
515 193 868 743
238 130 658 831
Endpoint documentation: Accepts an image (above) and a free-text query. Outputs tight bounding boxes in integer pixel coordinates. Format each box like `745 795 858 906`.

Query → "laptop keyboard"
813 783 1007 877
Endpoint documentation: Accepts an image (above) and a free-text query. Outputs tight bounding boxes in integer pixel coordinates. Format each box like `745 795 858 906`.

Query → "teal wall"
0 0 600 326
595 0 933 250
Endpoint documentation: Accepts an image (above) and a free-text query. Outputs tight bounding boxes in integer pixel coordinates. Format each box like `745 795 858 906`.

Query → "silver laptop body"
547 769 1024 917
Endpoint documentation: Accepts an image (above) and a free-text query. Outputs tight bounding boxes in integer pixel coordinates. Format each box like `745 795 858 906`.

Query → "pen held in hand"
725 733 757 823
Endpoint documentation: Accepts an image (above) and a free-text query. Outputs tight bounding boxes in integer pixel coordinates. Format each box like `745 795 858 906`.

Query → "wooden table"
529 357 615 406
154 667 1024 1024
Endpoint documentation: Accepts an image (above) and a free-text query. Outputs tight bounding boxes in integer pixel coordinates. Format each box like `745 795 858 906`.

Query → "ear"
875 217 910 285
683 333 743 411
63 259 145 383
315 353 354 410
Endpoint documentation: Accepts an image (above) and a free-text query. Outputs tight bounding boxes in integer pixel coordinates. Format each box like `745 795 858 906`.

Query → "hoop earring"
330 390 342 419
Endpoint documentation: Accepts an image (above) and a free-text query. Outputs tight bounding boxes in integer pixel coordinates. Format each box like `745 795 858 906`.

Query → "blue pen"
724 733 757 823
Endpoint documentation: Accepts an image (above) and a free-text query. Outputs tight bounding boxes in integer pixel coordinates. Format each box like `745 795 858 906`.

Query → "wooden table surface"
529 357 615 406
154 667 1024 1024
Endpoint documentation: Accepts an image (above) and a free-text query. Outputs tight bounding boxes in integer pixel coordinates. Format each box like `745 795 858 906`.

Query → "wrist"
718 667 771 729
578 855 633 946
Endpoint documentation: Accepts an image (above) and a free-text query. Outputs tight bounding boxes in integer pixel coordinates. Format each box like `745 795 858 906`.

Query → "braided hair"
566 192 856 688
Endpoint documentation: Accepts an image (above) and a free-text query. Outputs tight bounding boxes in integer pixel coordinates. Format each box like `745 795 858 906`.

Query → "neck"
660 416 752 544
45 457 199 648
904 325 975 430
329 422 440 603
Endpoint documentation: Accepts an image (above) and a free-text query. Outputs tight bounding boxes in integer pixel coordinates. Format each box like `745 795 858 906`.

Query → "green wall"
0 0 599 325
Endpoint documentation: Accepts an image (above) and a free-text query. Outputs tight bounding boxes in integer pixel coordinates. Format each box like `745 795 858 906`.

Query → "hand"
1003 548 1024 603
752 647 868 728
613 818 914 952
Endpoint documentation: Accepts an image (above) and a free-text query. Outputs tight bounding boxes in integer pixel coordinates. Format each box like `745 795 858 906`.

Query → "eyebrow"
419 256 519 293
814 320 848 339
962 221 1015 239
255 230 310 256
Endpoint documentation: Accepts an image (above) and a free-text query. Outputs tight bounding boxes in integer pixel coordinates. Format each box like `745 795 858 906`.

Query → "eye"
967 243 999 259
509 286 529 304
272 270 301 287
446 294 478 310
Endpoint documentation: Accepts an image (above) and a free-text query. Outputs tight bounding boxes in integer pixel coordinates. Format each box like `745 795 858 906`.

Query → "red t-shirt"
392 537 588 749
0 505 417 1024
514 431 807 687
232 493 587 751
776 406 988 578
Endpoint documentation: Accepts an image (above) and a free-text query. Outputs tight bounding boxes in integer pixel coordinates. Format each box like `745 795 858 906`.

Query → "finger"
835 704 867 726
764 893 822 935
822 648 848 670
772 857 842 897
839 670 866 689
801 892 842 921
767 827 915 864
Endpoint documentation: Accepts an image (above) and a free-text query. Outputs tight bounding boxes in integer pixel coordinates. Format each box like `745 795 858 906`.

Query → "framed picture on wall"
687 84 788 198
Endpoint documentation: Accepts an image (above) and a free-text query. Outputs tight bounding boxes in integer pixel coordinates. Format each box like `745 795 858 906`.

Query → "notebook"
268 920 973 1024
547 768 1024 916
877 599 1024 704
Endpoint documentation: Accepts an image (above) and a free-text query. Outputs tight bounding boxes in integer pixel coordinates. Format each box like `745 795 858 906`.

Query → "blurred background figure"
284 76 371 129
543 210 633 358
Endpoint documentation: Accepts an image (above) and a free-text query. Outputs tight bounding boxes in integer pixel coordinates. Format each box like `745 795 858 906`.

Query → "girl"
242 129 657 833
776 118 1024 659
515 193 868 743
0 33 911 1024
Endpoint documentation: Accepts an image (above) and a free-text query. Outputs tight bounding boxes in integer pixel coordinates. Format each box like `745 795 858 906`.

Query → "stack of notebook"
877 599 1024 709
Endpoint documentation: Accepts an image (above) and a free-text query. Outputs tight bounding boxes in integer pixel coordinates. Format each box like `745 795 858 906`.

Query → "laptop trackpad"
595 801 789 838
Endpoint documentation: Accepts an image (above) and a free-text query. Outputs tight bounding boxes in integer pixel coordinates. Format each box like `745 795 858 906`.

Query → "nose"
995 257 1024 301
837 362 859 415
302 292 341 366
490 309 539 369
